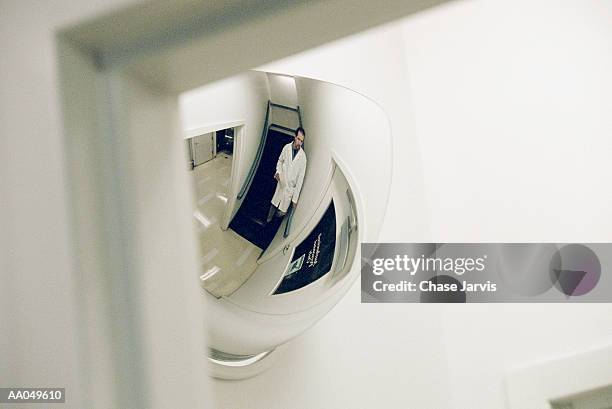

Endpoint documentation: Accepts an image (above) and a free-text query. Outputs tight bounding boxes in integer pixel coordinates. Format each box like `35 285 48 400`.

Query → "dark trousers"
267 204 287 223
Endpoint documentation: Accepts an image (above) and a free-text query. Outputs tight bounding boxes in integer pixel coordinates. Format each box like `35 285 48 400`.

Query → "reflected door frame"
190 131 215 167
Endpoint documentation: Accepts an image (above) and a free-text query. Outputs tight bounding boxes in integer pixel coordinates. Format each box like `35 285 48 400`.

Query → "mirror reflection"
179 70 391 376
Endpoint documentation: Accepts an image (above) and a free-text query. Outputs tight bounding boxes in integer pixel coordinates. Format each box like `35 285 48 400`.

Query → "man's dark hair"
295 127 306 137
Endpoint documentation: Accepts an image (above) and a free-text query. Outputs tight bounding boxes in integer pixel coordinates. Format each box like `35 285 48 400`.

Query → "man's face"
293 131 304 149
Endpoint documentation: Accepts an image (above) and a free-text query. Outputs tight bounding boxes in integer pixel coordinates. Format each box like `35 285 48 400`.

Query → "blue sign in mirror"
274 201 336 294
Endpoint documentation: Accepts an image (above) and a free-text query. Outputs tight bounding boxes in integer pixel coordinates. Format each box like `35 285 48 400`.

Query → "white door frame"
190 131 214 166
56 1 447 407
222 124 245 230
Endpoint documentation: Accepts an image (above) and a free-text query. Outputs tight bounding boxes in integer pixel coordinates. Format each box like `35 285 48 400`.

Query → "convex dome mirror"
180 71 392 378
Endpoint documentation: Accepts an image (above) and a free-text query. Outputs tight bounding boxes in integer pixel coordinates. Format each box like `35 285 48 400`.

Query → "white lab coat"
271 143 307 213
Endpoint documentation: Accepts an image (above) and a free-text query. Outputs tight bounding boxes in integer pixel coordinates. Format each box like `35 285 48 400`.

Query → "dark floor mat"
229 129 293 250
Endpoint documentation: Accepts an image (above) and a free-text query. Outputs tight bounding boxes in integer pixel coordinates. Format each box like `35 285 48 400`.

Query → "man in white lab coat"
267 127 307 222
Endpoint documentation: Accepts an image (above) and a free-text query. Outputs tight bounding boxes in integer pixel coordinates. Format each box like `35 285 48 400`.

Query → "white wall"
0 1 134 408
402 0 612 243
294 77 391 242
180 71 270 217
400 1 612 408
267 74 298 108
267 73 300 129
215 2 612 409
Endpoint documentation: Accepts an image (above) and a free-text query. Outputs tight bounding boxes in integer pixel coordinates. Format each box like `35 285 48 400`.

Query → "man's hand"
274 173 280 181
292 200 298 208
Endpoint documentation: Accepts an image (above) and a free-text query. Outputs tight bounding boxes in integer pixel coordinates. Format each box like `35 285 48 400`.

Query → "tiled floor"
191 153 261 297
